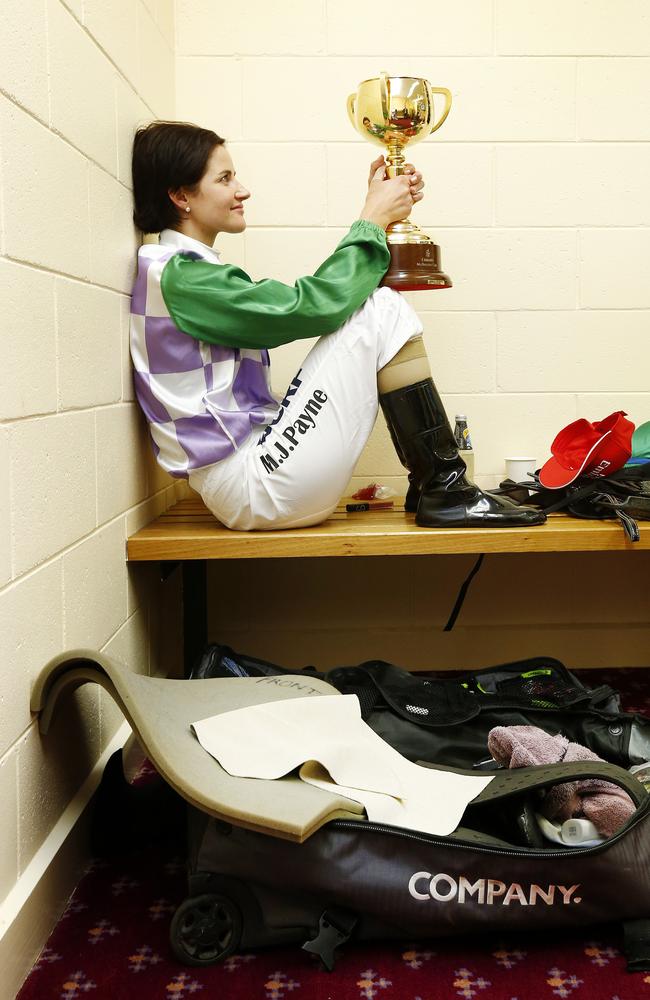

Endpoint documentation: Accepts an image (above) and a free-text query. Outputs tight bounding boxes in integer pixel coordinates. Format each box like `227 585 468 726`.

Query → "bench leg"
182 560 207 677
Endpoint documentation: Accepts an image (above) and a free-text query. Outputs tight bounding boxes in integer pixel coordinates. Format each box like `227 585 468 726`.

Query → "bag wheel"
170 892 243 966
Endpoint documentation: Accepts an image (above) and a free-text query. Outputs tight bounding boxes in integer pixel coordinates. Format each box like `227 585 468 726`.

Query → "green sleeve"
159 220 390 350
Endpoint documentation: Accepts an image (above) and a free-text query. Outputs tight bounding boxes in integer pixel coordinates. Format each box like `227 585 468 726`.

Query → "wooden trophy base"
380 240 452 292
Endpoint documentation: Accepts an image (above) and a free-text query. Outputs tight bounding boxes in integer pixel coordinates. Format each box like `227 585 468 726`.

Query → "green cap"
625 421 650 466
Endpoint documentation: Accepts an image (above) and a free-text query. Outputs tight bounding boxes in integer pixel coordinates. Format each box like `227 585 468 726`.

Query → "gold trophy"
347 72 452 290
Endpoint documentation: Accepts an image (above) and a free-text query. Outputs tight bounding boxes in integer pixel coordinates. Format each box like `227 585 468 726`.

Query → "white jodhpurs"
189 287 422 530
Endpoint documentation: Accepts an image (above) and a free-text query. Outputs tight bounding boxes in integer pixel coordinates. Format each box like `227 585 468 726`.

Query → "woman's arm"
160 220 391 350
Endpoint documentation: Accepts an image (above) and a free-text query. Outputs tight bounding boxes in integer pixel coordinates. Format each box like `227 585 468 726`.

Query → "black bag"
171 647 650 970
172 762 650 971
192 645 650 770
498 461 650 542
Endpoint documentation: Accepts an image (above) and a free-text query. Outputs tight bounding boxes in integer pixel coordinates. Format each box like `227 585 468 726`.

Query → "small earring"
185 206 190 213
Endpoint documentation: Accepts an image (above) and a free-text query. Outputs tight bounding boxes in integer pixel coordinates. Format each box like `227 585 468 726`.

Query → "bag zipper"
330 793 650 860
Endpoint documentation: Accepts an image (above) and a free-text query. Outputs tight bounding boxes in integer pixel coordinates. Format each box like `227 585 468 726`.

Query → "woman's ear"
168 188 189 213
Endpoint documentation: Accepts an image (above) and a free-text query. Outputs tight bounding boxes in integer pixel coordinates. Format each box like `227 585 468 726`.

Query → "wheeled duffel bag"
169 648 650 971
171 760 650 971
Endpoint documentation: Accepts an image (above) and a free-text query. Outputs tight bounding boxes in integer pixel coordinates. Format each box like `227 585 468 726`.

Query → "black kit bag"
191 645 650 770
172 646 650 970
497 461 650 542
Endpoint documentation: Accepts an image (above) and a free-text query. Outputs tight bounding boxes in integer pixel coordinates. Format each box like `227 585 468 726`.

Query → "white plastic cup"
461 450 474 481
505 456 537 481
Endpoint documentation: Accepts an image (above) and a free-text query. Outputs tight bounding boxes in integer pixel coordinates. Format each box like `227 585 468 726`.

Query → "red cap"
539 411 634 489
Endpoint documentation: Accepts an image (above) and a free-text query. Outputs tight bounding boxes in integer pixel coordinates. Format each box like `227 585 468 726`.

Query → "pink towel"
487 725 635 839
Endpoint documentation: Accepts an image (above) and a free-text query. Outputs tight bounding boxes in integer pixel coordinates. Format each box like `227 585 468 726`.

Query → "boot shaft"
379 379 471 494
380 379 455 445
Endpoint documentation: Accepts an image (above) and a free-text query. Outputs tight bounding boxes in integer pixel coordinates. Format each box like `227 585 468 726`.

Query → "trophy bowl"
347 73 453 291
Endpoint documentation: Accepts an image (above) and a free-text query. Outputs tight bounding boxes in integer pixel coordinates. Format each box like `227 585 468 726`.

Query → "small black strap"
443 554 485 632
302 908 358 971
600 494 641 542
541 478 604 514
623 918 650 971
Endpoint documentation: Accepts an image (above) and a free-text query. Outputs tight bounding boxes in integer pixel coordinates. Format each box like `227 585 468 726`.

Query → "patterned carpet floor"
16 668 650 1000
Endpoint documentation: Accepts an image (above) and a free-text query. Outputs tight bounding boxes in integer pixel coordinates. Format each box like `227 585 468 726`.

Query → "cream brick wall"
0 0 177 968
176 1 650 667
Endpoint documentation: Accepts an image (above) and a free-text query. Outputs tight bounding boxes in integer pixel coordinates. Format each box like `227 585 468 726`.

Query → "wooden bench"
127 498 650 673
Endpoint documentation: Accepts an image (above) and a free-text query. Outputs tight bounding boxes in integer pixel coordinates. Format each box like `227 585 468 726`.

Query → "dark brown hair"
131 121 225 233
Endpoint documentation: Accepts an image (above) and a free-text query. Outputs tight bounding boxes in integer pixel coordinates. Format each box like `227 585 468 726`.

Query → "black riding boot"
380 379 546 528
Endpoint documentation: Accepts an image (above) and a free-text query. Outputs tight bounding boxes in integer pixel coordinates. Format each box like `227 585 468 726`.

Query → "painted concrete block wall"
176 0 650 495
0 0 177 951
176 1 650 669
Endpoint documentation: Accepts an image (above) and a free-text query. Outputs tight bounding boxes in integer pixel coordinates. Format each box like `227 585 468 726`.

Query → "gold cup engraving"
347 72 452 290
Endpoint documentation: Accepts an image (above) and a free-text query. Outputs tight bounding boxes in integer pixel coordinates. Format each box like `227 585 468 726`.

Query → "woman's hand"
359 155 425 229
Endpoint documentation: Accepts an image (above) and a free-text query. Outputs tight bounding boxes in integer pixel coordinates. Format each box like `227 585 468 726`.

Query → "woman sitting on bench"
130 121 544 531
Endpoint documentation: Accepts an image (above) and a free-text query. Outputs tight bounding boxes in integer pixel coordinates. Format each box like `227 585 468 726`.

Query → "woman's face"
178 144 250 242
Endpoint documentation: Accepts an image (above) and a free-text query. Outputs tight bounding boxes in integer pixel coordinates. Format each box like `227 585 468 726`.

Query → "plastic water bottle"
454 414 475 480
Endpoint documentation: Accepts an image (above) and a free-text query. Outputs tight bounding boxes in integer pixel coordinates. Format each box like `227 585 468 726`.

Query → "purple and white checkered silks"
130 241 279 478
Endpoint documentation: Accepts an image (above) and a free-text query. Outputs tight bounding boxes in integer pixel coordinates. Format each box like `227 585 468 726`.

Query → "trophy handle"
346 93 356 129
428 85 452 133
